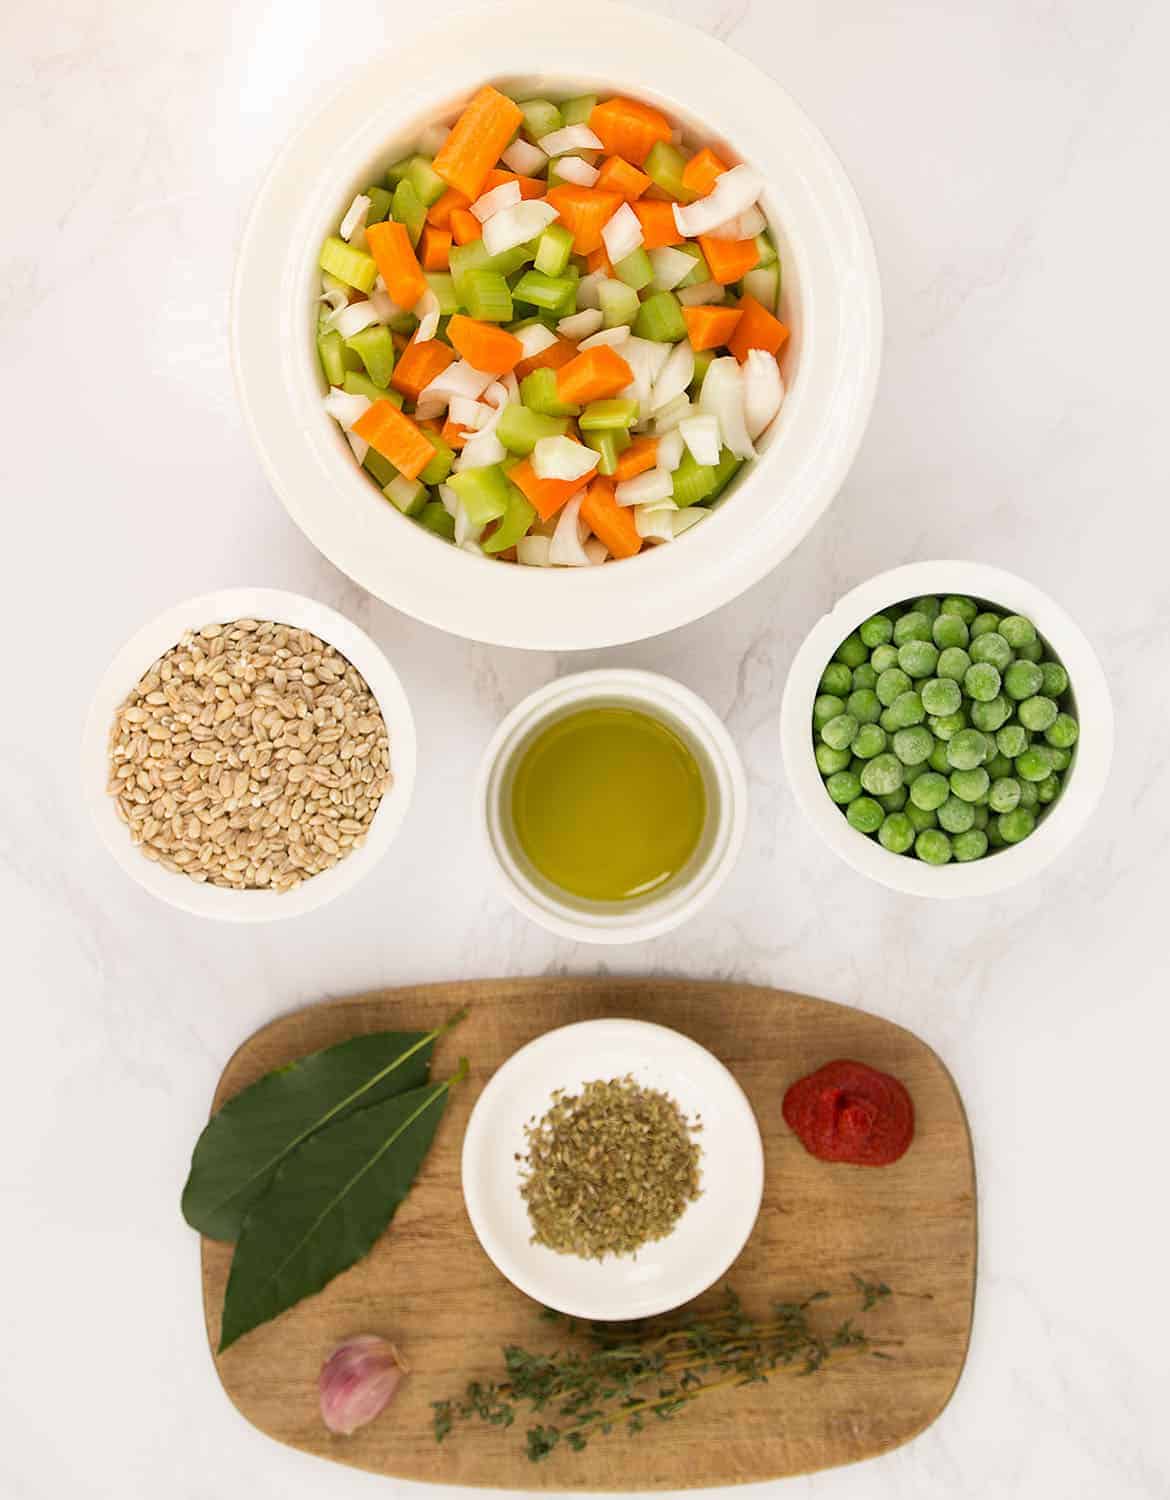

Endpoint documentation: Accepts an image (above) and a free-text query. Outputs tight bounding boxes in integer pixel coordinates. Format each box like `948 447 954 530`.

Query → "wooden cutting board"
200 978 976 1489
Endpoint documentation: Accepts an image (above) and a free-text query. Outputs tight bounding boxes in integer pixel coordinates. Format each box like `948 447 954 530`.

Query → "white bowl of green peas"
780 562 1113 897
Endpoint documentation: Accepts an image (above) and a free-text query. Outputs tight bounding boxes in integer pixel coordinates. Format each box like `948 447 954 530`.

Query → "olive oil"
510 706 707 902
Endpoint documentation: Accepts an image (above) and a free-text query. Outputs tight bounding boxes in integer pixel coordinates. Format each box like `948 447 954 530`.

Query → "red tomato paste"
782 1059 914 1166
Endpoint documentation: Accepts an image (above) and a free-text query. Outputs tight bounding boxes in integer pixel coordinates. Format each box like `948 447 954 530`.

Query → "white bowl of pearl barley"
82 588 417 921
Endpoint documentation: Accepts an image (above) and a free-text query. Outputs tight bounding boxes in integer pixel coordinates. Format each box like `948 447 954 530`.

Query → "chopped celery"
497 403 570 454
560 94 597 127
534 223 574 278
707 445 744 502
342 370 400 404
633 290 686 342
406 155 447 209
418 429 455 486
520 367 581 418
754 232 778 267
385 156 414 187
316 329 348 387
384 475 426 516
462 269 513 322
362 448 398 488
581 428 631 476
344 324 396 388
450 241 532 303
417 501 455 540
364 186 393 224
598 279 640 328
671 450 718 506
319 235 377 292
677 245 711 288
512 270 577 311
449 463 512 525
425 272 459 314
643 142 696 203
579 398 639 431
392 180 426 246
483 485 537 553
741 264 780 312
518 99 563 142
690 348 714 396
614 248 654 292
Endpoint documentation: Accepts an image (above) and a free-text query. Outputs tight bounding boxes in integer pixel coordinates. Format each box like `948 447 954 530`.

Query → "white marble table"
3 1 1167 1495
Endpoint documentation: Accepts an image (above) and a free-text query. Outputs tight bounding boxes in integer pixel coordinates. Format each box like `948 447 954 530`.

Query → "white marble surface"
2 0 1167 1495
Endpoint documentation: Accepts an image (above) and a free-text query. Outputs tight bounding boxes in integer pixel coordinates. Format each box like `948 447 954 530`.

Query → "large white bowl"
82 588 417 921
780 561 1113 898
231 0 881 650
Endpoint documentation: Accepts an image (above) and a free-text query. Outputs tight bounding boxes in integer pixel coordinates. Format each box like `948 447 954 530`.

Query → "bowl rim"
230 0 882 650
81 587 417 922
779 560 1114 898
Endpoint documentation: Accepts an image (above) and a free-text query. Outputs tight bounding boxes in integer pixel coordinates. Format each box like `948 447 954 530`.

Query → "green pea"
936 646 971 682
885 690 925 729
948 728 988 770
970 611 1000 638
915 828 952 864
1045 712 1079 748
846 688 882 725
1018 695 1058 732
813 693 845 730
937 795 975 833
999 614 1036 649
859 614 894 647
928 711 966 741
853 723 888 759
912 595 941 622
826 770 862 804
998 807 1036 844
1040 661 1069 697
1015 637 1044 662
815 742 852 775
964 662 1001 702
1003 659 1043 700
970 695 1011 732
987 821 1006 848
902 761 927 784
950 767 989 803
996 723 1029 758
852 662 878 691
1018 779 1039 809
836 632 869 668
819 662 853 696
971 804 990 830
1036 773 1061 803
870 643 899 673
906 803 938 832
821 713 858 750
878 791 907 817
850 756 866 774
932 613 969 649
1049 746 1072 771
910 771 949 811
985 752 1013 780
876 667 912 706
970 631 1012 671
940 595 978 624
893 611 931 645
1016 745 1054 781
952 829 988 862
860 753 904 796
892 725 934 765
878 812 915 853
898 640 940 679
928 739 951 773
847 796 884 833
921 677 962 716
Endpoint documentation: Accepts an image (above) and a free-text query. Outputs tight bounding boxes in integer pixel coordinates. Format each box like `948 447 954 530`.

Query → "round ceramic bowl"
82 587 417 921
780 561 1113 898
462 1018 764 1321
478 669 747 943
231 0 881 650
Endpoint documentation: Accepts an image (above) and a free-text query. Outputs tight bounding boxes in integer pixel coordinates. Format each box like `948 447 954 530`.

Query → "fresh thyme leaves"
433 1279 900 1461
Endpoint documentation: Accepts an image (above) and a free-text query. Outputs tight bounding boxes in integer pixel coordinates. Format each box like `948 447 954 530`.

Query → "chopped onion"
679 414 721 466
462 540 484 556
656 427 685 472
344 430 369 464
437 483 460 518
673 507 710 537
482 199 559 256
498 371 521 406
317 286 349 315
339 194 371 242
701 204 768 241
576 271 607 310
549 493 592 565
417 122 450 156
515 322 558 359
648 246 697 291
533 435 598 482
421 359 495 405
557 307 604 340
743 348 785 439
650 341 694 412
634 505 675 542
502 137 547 175
454 503 483 547
368 288 402 322
555 155 600 186
330 300 382 338
584 536 609 565
615 470 674 508
414 288 440 343
579 325 631 350
539 124 603 156
323 389 371 429
673 164 765 238
455 430 507 469
677 280 725 307
517 534 553 567
448 396 490 431
412 397 447 423
653 393 692 432
700 357 756 459
601 202 643 265
471 180 522 222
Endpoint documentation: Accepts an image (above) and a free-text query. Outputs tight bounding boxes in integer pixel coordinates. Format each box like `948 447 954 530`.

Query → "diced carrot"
682 305 744 352
514 337 578 381
612 435 659 483
419 225 451 271
352 401 435 481
447 315 524 376
365 220 427 309
594 155 652 201
556 346 635 405
727 294 790 363
448 208 483 245
632 200 683 249
698 234 760 286
508 457 595 522
545 185 623 256
589 97 672 167
441 417 469 450
482 168 547 200
390 337 457 402
580 476 642 560
432 85 523 201
585 246 613 276
681 147 729 198
427 186 470 229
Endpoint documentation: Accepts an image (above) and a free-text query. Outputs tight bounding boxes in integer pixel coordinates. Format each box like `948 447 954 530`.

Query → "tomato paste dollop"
782 1059 914 1166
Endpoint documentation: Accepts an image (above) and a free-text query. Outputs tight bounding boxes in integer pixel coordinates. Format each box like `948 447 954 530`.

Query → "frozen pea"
815 742 852 775
1016 745 1054 781
821 713 858 750
1003 659 1043 700
859 614 894 647
1049 746 1072 771
953 829 988 862
1045 712 1079 748
950 767 989 802
876 666 913 706
894 611 932 645
928 711 966 741
820 662 853 696
836 632 869 668
928 739 951 773
910 771 949 811
813 693 846 730
879 787 908 813
985 752 1013 780
987 821 1006 848
1040 661 1068 697
964 662 1001 702
912 595 941 622
948 728 988 770
1036 773 1061 803
893 725 934 765
921 677 962 716
906 802 938 832
847 796 884 833
1015 637 1044 662
996 723 1029 758
970 631 1013 671
903 761 928 784
998 807 1035 843
853 723 888 759
970 611 1000 638
879 812 916 853
937 646 972 682
847 688 882 724
849 755 866 774
860 753 904 795
970 695 1011 732
886 691 925 728
940 595 978 624
971 804 990 830
898 639 939 679
852 662 878 691
1018 695 1058 732
937 795 975 834
932 613 969 649
915 828 952 864
871 643 899 673
826 770 862 804
1018 779 1039 809
999 614 1036 649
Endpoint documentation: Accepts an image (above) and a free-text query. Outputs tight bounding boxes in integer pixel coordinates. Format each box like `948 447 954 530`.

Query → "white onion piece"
413 397 447 422
648 246 697 291
323 389 371 429
471 180 522 222
462 540 485 556
533 436 598 482
502 138 547 175
615 470 674 508
515 322 558 359
655 427 685 472
414 288 441 343
454 503 483 547
517 534 553 567
584 536 609 565
601 202 643 265
579 325 631 350
330 300 382 338
499 371 521 405
418 121 450 156
549 493 592 565
368 288 401 322
344 430 369 464
743 348 785 439
673 507 710 537
673 164 765 238
437 483 460 518
576 271 607 310
700 357 756 459
482 199 559 256
618 336 669 418
634 504 675 541
703 204 768 241
650 341 694 413
539 124 603 156
339 194 371 242
448 396 490 431
679 414 721 466
677 280 725 307
478 380 511 436
421 359 496 404
317 286 349 315
653 393 692 432
557 308 604 340
555 155 600 187
455 430 507 469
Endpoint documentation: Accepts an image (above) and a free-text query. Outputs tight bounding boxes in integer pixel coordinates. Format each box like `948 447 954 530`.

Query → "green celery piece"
633 289 687 342
671 449 718 506
418 501 455 540
614 248 654 292
599 279 641 328
690 348 714 396
449 241 531 303
644 142 696 202
754 231 778 267
316 329 348 387
483 484 537 553
362 448 398 488
497 403 570 454
392 180 426 247
449 463 512 526
707 445 744 502
560 95 597 128
343 370 398 404
418 429 455 486
344 324 396 388
425 272 459 315
519 98 563 142
534 223 574 278
407 155 447 208
319 235 377 292
741 264 779 312
581 428 631 476
384 474 427 516
520 367 580 417
579 398 639 431
364 186 393 224
677 245 711 287
385 155 414 187
462 269 513 322
512 270 576 311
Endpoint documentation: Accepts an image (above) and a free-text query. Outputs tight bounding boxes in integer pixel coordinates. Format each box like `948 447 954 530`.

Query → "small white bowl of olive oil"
477 670 747 944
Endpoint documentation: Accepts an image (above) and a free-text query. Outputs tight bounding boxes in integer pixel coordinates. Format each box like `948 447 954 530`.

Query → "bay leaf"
218 1063 467 1351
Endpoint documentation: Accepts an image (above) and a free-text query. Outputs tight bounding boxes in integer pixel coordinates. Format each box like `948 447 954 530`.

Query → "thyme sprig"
433 1277 905 1462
